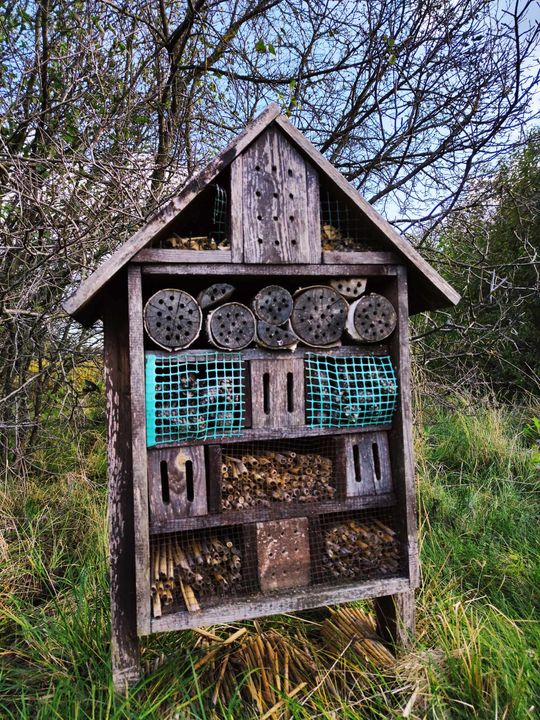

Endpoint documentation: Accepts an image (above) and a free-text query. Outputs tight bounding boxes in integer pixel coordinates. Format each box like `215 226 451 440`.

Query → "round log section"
351 293 397 343
291 286 348 347
197 283 235 310
256 320 298 350
330 277 367 299
207 302 256 350
252 285 294 325
144 288 202 350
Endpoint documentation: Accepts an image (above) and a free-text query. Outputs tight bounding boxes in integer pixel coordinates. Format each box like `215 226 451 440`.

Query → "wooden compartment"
343 431 393 497
148 446 207 524
249 356 305 428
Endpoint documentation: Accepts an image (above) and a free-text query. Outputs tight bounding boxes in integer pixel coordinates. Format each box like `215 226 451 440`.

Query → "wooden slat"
323 251 399 264
147 446 207 524
229 153 243 262
127 265 151 635
275 115 460 311
103 281 141 691
344 432 393 497
63 103 281 323
133 249 232 263
249 357 305 428
374 589 415 647
149 576 410 635
146 345 390 361
149 491 396 534
141 262 398 277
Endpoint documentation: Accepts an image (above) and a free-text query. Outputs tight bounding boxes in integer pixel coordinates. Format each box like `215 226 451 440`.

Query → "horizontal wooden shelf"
148 575 410 635
133 249 400 265
149 491 396 534
147 422 393 450
140 262 399 277
146 345 390 360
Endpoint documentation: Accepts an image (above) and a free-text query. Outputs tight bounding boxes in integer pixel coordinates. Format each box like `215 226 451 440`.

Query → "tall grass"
0 393 538 718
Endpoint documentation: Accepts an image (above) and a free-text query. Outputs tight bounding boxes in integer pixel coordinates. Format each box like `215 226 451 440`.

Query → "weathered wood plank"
147 345 390 361
306 161 321 261
149 491 396 534
103 280 141 691
242 126 320 263
323 251 399 264
275 114 460 312
63 103 282 323
229 153 243 262
249 357 305 428
344 432 393 497
127 265 151 635
141 262 398 277
150 576 410 635
374 589 415 647
148 446 207 524
133 249 232 263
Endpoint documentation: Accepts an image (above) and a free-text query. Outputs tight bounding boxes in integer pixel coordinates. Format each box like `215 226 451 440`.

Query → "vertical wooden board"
256 518 310 592
249 357 305 428
345 432 392 497
206 445 223 514
127 265 151 635
230 154 243 262
242 126 319 263
103 282 141 691
371 432 392 493
374 589 415 648
305 162 321 260
148 446 207 525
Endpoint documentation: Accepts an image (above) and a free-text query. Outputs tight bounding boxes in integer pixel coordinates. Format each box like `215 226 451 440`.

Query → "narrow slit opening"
160 460 170 503
263 372 270 415
372 442 381 481
186 460 194 502
286 372 294 413
353 444 362 483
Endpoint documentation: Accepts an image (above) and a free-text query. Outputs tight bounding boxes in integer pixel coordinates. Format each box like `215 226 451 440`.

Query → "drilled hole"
160 461 170 503
353 444 362 483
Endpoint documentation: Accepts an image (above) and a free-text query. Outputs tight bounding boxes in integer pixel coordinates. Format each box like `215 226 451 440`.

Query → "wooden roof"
64 103 459 324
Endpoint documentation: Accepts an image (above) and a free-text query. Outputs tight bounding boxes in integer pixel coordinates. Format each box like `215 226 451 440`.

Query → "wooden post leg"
104 289 142 692
374 590 415 649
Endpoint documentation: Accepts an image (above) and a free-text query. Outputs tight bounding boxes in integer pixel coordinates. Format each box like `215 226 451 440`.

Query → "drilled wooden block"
249 357 305 428
148 446 207 525
256 518 310 593
344 432 393 497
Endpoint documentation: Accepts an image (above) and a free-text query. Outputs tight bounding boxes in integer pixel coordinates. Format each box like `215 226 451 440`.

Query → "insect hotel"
63 104 459 689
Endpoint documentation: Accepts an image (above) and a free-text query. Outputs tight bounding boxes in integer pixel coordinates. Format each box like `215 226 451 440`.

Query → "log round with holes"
207 302 256 350
144 289 202 350
256 320 298 350
252 285 294 324
330 277 367 300
291 286 348 347
197 283 235 310
351 293 397 342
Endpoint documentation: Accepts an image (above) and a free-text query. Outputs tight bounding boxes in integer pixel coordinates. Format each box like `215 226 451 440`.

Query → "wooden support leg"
104 288 142 692
374 589 415 649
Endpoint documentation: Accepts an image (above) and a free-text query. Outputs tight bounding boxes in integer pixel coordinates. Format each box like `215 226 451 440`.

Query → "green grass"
0 394 538 718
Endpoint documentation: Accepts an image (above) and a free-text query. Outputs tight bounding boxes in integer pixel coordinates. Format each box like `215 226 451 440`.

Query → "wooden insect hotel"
63 104 459 689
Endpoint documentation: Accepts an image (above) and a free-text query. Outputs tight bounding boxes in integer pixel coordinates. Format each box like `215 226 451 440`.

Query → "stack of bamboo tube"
322 519 400 580
164 232 230 250
221 450 336 510
150 534 243 617
321 606 395 668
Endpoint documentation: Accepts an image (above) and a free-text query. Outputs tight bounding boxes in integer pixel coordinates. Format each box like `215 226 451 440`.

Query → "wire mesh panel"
145 352 245 446
320 187 376 251
311 508 403 586
305 353 398 429
211 184 228 243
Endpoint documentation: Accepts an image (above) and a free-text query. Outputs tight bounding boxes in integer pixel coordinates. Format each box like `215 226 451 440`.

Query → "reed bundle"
150 534 242 617
322 519 400 580
321 605 395 668
221 450 335 510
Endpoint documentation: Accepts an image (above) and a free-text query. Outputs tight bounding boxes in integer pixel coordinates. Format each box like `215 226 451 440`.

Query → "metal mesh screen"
320 187 377 251
145 352 245 446
305 354 398 429
212 184 227 243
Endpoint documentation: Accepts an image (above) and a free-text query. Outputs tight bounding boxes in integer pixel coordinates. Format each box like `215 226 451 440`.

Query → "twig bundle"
164 232 229 250
221 450 336 510
150 534 243 617
322 519 400 579
321 606 396 668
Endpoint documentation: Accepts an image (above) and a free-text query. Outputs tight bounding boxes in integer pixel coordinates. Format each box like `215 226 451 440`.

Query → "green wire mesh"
145 352 245 446
320 187 375 250
211 184 227 242
305 353 398 428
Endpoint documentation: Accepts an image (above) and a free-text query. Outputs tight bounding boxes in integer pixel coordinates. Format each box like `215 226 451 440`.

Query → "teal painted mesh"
305 353 398 428
145 352 245 446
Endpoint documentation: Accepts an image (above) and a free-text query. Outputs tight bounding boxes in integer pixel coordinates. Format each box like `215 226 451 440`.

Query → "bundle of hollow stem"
322 519 400 580
321 605 396 668
221 450 335 510
150 534 242 617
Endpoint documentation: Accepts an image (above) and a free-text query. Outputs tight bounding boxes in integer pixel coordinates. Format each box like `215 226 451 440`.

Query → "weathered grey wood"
133 249 232 263
242 126 320 264
323 251 399 265
306 161 321 260
141 262 399 277
388 267 419 588
205 445 223 514
206 302 256 350
330 277 367 299
256 321 299 350
197 283 235 310
150 576 411 635
149 491 396 534
249 357 305 429
148 345 390 361
344 432 392 497
290 285 348 346
230 152 243 262
256 518 310 592
350 293 397 343
148 446 207 523
127 265 151 635
63 104 281 323
374 589 415 647
103 283 141 691
143 289 202 350
252 285 293 324
275 114 460 312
